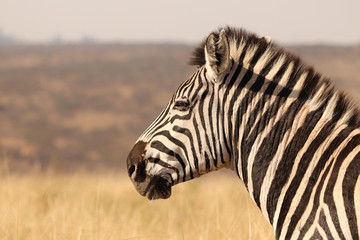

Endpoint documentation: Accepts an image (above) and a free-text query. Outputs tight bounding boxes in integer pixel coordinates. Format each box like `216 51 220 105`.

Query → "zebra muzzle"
144 175 172 200
127 141 172 200
130 174 172 200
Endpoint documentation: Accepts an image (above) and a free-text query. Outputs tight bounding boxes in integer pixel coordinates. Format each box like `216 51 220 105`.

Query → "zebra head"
127 30 232 200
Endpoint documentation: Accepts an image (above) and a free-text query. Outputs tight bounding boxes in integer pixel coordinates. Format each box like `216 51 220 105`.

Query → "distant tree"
52 34 63 44
81 35 96 43
0 28 16 44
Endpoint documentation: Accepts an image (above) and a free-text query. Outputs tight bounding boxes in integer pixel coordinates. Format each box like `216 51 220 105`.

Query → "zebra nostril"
128 165 135 177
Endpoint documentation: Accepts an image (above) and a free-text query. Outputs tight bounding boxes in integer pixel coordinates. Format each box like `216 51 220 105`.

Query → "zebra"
127 27 360 239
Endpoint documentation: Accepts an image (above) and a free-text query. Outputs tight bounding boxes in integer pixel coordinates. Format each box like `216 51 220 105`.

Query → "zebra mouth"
145 175 172 200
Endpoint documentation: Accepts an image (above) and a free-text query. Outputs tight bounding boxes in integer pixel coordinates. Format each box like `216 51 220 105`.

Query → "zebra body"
127 27 360 239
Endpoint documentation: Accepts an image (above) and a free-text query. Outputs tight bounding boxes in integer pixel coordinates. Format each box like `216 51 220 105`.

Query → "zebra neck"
224 63 356 225
222 62 308 179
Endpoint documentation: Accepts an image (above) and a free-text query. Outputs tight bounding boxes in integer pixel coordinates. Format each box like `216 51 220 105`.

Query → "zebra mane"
188 27 360 127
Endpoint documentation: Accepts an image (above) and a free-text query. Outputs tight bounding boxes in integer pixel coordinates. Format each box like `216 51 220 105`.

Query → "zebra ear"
204 29 230 82
262 35 272 44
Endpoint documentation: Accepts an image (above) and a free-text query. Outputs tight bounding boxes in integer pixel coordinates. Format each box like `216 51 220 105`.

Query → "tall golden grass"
0 170 274 240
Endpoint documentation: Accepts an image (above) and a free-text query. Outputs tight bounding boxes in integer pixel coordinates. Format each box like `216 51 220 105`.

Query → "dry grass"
0 170 274 240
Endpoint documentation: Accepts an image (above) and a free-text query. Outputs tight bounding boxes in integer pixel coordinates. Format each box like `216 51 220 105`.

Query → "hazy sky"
1 0 360 44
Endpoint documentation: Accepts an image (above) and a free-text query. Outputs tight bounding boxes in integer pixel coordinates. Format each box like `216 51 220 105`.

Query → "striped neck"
218 30 360 236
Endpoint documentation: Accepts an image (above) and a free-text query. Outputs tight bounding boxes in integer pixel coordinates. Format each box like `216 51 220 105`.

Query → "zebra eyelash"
173 99 190 111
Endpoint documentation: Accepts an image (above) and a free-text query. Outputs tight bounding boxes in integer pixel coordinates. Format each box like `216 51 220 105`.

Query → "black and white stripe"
127 27 360 240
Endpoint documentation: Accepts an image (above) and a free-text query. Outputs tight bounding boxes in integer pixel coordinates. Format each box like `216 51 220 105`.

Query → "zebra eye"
173 99 190 111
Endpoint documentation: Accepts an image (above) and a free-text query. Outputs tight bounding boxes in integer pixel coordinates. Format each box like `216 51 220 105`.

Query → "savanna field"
0 169 274 240
0 43 359 239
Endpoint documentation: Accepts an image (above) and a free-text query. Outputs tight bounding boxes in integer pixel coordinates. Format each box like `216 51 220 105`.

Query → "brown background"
0 43 359 173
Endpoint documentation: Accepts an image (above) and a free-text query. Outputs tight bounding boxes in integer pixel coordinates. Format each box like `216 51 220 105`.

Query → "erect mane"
188 27 360 127
188 27 268 66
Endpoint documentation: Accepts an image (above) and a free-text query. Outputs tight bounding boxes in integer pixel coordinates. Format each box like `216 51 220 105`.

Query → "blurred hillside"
0 43 359 172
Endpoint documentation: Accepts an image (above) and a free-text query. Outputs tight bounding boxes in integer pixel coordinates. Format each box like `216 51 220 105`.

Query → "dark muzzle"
127 141 172 200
